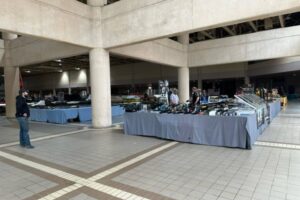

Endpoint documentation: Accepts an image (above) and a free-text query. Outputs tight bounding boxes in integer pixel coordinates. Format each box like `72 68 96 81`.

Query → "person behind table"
16 89 34 149
201 89 208 103
191 87 200 105
170 88 179 105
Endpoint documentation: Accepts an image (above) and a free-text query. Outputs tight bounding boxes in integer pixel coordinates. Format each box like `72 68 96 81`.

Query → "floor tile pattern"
5 130 165 173
0 102 300 200
69 194 98 200
0 160 57 200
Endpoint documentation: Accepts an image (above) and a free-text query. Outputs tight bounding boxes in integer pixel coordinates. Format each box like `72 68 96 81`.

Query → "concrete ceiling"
187 12 300 44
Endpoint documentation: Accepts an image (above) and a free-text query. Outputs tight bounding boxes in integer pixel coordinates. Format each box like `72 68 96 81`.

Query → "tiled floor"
0 102 300 199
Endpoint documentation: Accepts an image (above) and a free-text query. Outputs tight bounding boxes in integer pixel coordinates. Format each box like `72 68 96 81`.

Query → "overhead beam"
0 0 94 48
188 26 300 67
4 37 186 68
200 31 215 39
279 15 285 28
0 40 4 66
223 26 235 36
248 21 258 32
248 56 300 76
110 39 187 67
102 0 300 48
6 37 89 67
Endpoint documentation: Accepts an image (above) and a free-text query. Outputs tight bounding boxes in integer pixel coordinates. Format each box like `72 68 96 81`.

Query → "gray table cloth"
268 100 281 121
124 112 262 149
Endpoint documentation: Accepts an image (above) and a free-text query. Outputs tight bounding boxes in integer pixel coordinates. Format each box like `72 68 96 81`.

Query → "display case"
235 94 268 128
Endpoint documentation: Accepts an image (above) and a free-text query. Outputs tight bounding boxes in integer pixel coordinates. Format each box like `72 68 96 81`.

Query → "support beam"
7 37 89 67
110 39 187 67
244 63 250 85
5 37 185 68
177 34 189 45
0 0 93 48
248 57 300 76
200 31 215 39
189 26 300 67
178 67 190 103
87 0 107 6
223 26 235 36
89 48 112 128
248 21 258 32
102 0 300 48
3 33 19 118
0 40 4 65
279 15 285 28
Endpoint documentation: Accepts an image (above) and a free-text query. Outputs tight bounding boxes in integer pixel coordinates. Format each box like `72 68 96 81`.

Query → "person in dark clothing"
16 89 34 149
191 87 200 105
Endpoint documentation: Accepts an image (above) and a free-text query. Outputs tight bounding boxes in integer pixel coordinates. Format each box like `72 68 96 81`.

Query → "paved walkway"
0 102 299 200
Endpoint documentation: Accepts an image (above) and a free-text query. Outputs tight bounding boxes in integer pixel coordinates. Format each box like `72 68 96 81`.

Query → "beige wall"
23 69 89 91
22 57 300 92
23 63 178 91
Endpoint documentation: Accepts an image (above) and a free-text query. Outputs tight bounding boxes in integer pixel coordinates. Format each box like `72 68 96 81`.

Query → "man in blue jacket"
16 89 34 149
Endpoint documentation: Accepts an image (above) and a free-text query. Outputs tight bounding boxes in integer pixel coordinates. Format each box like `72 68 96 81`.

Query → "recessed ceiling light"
25 70 31 73
58 69 63 73
55 59 62 62
75 67 80 70
59 63 62 66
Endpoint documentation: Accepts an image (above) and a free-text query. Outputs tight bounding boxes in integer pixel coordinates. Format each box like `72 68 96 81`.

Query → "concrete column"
87 0 107 6
244 62 250 85
197 68 203 89
89 48 112 128
178 34 189 45
198 79 203 89
53 89 56 96
178 67 190 103
3 33 19 118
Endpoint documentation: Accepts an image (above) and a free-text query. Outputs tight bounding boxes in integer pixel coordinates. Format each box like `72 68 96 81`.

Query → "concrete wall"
24 69 89 91
189 26 300 67
22 57 300 92
190 63 247 81
0 40 4 66
0 0 93 47
102 0 300 48
23 62 247 91
248 57 300 76
23 63 179 90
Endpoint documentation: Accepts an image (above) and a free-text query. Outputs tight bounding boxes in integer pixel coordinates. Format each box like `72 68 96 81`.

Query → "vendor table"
30 108 48 122
124 112 263 149
30 105 125 124
268 99 281 121
46 108 78 124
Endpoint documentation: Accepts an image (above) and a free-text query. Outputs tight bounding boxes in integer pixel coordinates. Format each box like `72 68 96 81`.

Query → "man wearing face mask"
16 89 34 149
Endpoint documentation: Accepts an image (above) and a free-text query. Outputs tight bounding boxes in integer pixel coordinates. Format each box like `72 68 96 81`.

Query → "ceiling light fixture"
25 70 31 73
75 67 80 71
55 59 62 62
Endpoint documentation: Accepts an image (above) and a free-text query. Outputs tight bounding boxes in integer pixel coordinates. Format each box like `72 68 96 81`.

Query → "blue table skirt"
268 100 281 121
47 109 79 124
30 108 48 122
124 112 264 149
30 106 125 124
78 107 92 122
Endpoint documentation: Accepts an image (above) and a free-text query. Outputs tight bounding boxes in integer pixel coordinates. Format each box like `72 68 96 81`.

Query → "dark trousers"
17 117 32 146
